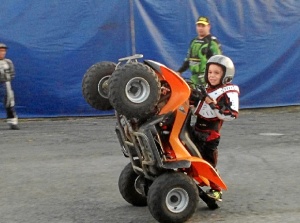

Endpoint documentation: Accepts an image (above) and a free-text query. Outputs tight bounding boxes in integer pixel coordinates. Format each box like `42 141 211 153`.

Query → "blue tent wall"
0 0 132 117
0 0 299 117
133 0 300 109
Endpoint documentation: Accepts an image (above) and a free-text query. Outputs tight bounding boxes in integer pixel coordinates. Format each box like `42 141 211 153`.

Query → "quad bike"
82 54 227 223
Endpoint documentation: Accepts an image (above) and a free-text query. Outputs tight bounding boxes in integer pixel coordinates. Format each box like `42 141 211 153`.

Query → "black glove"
195 85 208 98
190 85 207 105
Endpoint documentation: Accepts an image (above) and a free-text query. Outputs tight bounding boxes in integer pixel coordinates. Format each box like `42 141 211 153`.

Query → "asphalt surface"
0 107 299 223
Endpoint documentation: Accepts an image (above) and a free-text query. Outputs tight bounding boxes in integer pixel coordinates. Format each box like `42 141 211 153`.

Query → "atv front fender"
177 157 227 190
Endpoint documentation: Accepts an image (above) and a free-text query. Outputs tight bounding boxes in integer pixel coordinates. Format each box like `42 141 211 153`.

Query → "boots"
7 117 20 130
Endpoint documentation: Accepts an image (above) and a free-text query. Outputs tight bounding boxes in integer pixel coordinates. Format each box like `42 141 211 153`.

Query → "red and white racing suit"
193 83 239 190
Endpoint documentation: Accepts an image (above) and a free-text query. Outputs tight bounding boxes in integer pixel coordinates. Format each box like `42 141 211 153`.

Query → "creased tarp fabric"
133 0 300 109
0 0 299 117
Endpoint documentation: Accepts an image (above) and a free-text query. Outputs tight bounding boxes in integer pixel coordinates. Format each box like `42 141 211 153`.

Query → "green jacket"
178 34 222 75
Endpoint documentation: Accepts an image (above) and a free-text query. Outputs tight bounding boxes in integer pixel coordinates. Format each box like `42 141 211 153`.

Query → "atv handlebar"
193 84 216 109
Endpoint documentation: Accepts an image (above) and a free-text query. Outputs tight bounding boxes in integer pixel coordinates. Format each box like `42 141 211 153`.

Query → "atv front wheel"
118 163 147 206
82 61 116 110
108 62 161 119
147 172 199 223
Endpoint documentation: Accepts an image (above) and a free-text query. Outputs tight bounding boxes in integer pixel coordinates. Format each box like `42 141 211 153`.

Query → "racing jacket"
194 83 239 141
0 58 15 82
178 34 222 75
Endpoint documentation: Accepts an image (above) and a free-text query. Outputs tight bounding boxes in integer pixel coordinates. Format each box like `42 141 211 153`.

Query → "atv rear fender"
144 60 190 115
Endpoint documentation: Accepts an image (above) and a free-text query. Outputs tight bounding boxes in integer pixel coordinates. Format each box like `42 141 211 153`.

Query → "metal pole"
129 0 136 55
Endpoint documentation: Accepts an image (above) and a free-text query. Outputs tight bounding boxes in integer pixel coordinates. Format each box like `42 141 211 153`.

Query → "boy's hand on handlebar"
205 97 217 109
205 96 216 105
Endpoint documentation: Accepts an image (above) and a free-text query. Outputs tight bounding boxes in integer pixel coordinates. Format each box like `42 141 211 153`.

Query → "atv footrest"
197 185 219 210
162 160 191 169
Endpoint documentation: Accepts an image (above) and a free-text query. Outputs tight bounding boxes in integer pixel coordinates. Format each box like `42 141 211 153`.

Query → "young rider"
190 55 239 201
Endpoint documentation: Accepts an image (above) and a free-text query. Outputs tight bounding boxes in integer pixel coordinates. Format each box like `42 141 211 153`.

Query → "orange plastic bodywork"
158 66 191 158
158 66 191 115
181 157 227 190
154 64 227 190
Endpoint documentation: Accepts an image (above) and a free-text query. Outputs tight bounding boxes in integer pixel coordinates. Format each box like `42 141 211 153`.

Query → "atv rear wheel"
118 163 147 207
82 61 116 110
108 63 161 119
147 172 199 223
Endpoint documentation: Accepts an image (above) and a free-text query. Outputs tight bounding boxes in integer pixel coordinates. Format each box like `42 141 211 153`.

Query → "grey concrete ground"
0 107 299 223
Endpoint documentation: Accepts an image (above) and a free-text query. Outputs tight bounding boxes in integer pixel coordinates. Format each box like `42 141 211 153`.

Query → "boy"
190 55 239 201
0 43 19 130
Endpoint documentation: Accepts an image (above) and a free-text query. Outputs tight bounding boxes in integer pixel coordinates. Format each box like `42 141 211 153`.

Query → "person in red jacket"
190 55 239 201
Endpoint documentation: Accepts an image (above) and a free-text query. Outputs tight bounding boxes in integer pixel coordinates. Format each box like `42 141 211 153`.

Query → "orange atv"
83 54 227 223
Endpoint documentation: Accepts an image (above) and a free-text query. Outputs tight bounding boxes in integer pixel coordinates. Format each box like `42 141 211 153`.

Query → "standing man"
177 16 222 86
0 43 19 130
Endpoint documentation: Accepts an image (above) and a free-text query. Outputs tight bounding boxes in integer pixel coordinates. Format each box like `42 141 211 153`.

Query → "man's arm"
177 60 189 74
206 37 222 59
5 59 15 80
177 39 194 74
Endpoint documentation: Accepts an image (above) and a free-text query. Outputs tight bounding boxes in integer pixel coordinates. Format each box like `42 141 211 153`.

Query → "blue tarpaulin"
0 0 299 117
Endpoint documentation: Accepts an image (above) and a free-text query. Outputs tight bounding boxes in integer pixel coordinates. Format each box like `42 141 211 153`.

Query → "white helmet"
204 55 235 85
